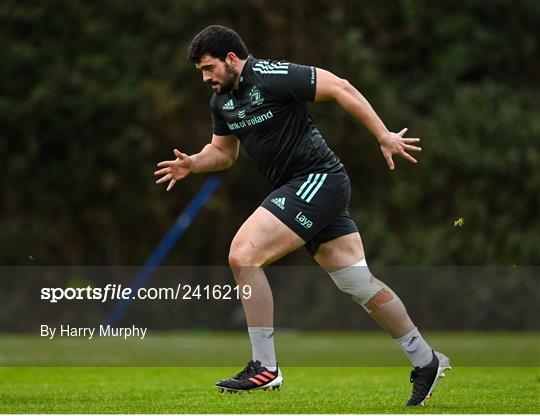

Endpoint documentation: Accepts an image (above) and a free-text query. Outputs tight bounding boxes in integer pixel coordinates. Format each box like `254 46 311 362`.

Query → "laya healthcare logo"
249 87 264 106
295 211 313 229
271 197 286 210
222 99 234 110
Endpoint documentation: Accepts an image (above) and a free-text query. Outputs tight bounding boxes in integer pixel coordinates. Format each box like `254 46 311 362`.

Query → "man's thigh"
313 232 365 272
230 206 305 267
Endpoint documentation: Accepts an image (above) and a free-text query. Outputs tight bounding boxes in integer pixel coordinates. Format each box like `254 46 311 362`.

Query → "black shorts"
261 169 358 256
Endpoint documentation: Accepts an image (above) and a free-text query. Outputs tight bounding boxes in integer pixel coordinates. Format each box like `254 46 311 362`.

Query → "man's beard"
214 62 237 95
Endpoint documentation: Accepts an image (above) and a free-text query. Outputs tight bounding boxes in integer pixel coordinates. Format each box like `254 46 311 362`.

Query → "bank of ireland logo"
250 88 264 106
238 109 246 119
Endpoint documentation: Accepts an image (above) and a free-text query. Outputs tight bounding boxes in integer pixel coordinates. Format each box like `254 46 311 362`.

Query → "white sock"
248 327 277 370
395 327 433 368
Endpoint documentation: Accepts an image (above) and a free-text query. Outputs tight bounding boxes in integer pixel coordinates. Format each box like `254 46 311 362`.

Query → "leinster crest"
249 87 264 106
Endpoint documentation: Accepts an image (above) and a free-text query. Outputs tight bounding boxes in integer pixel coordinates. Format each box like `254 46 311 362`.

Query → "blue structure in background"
104 174 222 327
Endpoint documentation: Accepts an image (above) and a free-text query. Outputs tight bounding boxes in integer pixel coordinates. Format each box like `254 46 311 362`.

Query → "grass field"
2 366 539 413
1 332 539 413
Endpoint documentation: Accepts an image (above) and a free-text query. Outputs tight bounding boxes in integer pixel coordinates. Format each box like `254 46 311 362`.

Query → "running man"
155 25 450 406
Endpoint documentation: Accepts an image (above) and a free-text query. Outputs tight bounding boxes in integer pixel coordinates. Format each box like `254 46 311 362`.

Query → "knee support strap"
328 258 396 313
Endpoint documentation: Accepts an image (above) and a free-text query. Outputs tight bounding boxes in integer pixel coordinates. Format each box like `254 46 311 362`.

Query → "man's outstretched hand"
154 149 193 191
379 128 422 170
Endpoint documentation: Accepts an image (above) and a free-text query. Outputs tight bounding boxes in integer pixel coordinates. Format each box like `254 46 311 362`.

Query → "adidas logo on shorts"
271 197 286 210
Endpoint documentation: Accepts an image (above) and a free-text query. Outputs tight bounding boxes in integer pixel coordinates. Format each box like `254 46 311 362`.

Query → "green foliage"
1 0 539 268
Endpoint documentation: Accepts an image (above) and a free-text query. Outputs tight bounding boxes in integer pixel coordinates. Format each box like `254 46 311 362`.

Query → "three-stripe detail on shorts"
296 173 328 203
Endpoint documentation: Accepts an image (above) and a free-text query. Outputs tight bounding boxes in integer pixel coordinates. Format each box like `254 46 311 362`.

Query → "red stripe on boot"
249 377 263 385
255 374 269 382
262 371 276 379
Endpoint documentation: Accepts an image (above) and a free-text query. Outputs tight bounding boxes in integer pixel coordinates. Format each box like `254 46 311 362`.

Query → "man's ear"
226 52 237 67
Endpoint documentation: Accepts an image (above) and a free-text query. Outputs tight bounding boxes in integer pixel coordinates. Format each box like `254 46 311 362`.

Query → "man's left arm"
315 68 421 170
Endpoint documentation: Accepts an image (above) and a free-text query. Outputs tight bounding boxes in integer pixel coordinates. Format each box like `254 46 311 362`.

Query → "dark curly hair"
188 25 249 63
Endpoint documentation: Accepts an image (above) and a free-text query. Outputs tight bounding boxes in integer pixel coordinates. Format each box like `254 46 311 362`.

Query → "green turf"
2 331 539 366
1 366 539 413
1 332 539 413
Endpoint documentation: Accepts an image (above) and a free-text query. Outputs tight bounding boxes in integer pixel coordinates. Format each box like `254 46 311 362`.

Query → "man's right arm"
191 134 239 173
155 134 239 191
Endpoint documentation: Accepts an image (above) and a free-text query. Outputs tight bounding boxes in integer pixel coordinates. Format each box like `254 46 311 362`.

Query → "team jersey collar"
232 55 252 99
238 55 253 86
